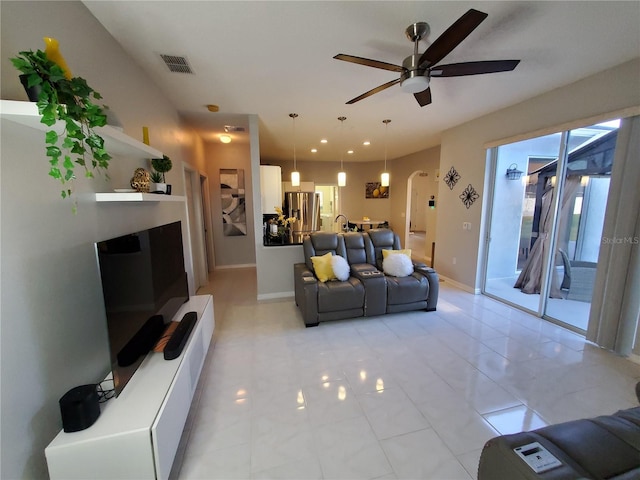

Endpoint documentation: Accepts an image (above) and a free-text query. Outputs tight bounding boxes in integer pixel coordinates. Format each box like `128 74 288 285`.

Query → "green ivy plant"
151 155 172 183
10 49 112 204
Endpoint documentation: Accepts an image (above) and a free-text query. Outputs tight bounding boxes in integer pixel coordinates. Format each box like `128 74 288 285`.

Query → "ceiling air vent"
159 54 194 74
224 125 246 133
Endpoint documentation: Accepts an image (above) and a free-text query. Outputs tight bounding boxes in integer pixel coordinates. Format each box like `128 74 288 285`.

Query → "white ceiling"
83 1 640 163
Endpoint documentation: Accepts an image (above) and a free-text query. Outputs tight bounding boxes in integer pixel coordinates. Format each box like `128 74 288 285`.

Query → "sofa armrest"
350 263 381 278
414 265 439 311
350 263 386 316
294 263 319 326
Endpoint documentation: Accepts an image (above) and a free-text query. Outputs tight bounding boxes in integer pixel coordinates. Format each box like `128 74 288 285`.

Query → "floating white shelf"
0 99 162 159
95 192 185 203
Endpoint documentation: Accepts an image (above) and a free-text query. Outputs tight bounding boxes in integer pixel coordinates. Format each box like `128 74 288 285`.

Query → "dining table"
352 220 386 230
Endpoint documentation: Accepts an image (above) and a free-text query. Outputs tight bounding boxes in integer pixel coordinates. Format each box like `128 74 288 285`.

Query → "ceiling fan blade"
414 87 432 107
345 78 401 104
430 60 520 77
334 54 403 72
418 9 488 68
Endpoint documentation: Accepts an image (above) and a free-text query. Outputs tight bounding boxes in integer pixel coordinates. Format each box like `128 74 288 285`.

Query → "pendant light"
337 116 347 187
381 119 391 187
290 113 300 187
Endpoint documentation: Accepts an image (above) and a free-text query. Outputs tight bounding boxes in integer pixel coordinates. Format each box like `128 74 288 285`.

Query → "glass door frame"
481 130 588 334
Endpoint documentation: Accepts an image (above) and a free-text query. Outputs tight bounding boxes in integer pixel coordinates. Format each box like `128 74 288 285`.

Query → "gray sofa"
478 406 640 479
294 229 439 327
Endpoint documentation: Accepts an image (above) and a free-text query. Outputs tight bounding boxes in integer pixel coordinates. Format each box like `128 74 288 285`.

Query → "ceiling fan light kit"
334 9 520 106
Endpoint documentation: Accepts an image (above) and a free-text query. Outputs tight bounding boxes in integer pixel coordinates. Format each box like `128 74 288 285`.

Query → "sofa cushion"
331 255 350 281
318 277 365 312
386 273 429 305
311 252 336 282
383 252 413 277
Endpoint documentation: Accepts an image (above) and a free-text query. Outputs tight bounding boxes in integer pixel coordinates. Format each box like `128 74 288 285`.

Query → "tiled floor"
172 267 640 480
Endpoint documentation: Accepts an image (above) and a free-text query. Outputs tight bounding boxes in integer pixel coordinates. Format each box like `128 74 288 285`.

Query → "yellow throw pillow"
382 248 412 259
311 252 336 282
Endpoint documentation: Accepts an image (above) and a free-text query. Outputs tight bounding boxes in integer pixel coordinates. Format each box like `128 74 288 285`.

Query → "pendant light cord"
383 119 391 171
339 116 346 170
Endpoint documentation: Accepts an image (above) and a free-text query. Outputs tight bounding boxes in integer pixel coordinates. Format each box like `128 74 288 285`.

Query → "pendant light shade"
290 113 300 187
337 116 347 187
381 119 391 187
381 172 390 187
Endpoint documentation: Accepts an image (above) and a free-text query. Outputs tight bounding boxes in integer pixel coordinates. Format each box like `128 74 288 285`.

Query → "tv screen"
95 221 189 396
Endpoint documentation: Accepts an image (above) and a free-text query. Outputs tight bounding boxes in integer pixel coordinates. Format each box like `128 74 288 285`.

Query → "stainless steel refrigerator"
284 191 321 243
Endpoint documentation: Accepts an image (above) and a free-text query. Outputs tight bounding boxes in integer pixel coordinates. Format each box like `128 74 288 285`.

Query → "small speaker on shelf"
59 384 100 433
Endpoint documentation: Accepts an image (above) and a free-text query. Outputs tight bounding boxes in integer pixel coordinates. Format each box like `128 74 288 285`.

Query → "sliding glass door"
483 120 620 332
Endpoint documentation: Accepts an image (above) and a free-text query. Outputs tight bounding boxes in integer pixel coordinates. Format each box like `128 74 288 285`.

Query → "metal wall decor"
444 166 461 190
459 184 480 209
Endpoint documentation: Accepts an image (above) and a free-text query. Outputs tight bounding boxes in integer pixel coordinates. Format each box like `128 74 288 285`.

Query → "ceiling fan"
334 9 520 107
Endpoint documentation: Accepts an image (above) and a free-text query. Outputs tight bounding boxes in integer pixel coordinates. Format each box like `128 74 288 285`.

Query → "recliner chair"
366 229 439 313
294 232 365 327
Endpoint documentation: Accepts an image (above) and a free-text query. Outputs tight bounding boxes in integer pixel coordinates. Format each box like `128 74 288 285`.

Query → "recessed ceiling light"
207 104 219 112
219 134 231 143
363 141 370 146
311 148 318 153
347 150 354 154
320 139 328 144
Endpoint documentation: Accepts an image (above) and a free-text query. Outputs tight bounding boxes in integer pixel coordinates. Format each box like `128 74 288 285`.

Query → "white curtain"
587 116 640 355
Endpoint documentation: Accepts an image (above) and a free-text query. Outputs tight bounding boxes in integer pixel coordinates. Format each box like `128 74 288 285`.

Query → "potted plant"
10 44 111 207
150 155 172 194
149 170 166 194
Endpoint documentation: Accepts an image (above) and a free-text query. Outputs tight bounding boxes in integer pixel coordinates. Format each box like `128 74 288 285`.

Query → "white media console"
45 294 214 480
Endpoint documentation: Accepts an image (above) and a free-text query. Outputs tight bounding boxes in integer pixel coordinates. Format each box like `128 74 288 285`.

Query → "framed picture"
365 182 389 199
220 168 247 236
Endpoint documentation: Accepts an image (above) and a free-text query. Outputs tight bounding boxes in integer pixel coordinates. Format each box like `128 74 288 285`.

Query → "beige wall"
436 58 640 292
0 2 205 478
205 142 257 267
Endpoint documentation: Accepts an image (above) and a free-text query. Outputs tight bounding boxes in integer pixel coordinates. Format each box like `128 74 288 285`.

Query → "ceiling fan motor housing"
401 54 430 93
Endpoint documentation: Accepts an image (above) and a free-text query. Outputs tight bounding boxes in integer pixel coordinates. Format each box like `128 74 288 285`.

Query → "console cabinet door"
152 363 191 480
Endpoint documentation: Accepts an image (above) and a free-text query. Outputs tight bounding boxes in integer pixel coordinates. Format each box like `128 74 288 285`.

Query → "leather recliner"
366 229 439 313
294 230 439 327
294 231 366 327
478 407 640 479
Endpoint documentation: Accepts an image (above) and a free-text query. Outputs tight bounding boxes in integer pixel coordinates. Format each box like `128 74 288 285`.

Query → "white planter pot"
151 182 167 193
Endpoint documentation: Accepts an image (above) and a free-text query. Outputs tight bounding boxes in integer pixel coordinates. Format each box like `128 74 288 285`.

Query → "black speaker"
59 384 100 432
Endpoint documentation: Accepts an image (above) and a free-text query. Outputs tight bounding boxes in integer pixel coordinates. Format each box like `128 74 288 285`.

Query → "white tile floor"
172 267 640 480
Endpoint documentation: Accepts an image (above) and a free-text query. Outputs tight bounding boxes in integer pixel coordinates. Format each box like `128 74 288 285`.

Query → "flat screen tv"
95 221 189 396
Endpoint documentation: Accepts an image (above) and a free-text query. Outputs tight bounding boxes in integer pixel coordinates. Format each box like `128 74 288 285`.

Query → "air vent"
224 125 246 133
159 54 194 74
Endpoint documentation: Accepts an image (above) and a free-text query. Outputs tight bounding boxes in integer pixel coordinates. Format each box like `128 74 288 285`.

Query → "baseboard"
437 275 481 294
257 291 295 301
214 263 256 270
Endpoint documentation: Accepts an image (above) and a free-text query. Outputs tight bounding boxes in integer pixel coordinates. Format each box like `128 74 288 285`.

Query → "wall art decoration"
459 184 480 209
220 168 247 236
365 182 389 199
444 166 461 190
